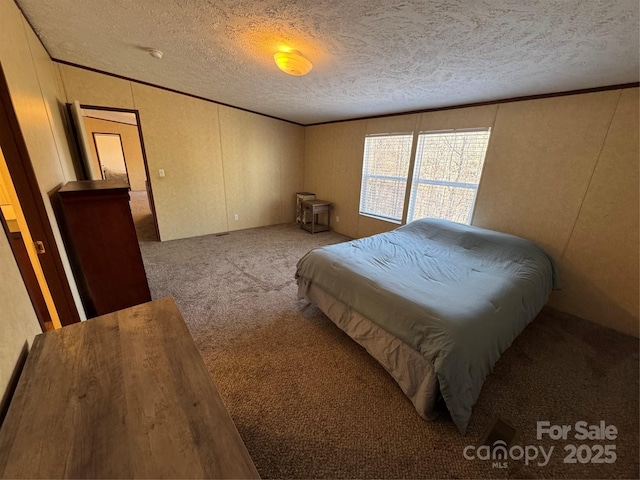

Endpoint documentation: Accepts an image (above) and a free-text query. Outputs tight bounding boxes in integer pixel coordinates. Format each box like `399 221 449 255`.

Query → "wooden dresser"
58 180 151 318
0 297 260 479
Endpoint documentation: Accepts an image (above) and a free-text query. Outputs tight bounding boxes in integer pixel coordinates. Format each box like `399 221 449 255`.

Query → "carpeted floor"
138 222 639 479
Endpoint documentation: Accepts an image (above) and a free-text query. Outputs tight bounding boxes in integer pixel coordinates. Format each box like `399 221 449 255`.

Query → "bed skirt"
298 278 441 422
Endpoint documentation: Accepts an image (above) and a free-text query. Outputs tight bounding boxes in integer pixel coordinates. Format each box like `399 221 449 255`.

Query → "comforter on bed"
295 218 556 433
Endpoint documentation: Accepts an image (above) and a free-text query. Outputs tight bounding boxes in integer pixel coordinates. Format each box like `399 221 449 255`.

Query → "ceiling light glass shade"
274 50 313 76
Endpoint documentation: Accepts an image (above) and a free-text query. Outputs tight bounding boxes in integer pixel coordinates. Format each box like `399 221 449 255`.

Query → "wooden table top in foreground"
0 297 259 479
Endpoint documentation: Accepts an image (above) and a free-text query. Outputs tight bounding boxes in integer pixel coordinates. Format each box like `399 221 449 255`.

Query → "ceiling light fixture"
273 49 312 76
148 48 164 59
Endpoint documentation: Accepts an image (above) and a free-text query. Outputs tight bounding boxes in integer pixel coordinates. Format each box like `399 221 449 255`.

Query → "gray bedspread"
296 218 556 433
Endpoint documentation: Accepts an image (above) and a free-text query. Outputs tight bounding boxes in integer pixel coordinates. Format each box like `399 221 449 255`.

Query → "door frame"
67 103 160 241
0 213 53 331
0 65 80 326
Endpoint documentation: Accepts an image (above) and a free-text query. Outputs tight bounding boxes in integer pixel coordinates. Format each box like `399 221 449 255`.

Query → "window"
359 133 413 223
407 129 490 224
359 128 491 225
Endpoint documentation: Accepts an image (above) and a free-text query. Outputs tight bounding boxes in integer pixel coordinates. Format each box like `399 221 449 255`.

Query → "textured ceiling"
17 0 639 125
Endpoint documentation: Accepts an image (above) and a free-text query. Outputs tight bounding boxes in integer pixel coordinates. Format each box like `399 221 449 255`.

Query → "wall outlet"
336 215 340 223
234 214 239 221
158 168 165 177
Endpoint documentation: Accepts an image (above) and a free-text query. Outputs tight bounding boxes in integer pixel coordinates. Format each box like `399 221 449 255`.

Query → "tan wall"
0 228 41 415
132 83 228 240
548 89 639 335
59 65 305 241
58 64 136 110
83 117 147 191
304 120 367 238
0 1 86 410
219 106 305 230
473 93 619 255
0 2 83 314
304 90 639 337
475 91 638 336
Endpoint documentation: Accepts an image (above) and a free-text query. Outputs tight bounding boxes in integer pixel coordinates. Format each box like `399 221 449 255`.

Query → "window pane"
361 178 407 221
415 131 490 184
408 129 490 224
359 134 413 222
410 184 477 224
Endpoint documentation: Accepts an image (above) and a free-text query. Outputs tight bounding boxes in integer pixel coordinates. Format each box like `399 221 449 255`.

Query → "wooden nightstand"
301 200 331 234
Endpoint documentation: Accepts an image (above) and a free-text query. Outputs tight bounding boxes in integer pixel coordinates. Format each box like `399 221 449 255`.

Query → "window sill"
358 212 402 225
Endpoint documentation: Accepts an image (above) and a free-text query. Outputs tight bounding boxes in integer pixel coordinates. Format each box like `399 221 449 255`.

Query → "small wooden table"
0 297 259 479
301 200 331 234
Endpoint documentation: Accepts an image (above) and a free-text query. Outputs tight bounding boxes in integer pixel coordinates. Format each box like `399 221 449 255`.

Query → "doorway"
0 146 58 331
70 104 159 242
0 66 80 327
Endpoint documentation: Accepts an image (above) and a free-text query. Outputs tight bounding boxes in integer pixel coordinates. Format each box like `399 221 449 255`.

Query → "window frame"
406 128 491 225
358 127 491 226
358 132 415 224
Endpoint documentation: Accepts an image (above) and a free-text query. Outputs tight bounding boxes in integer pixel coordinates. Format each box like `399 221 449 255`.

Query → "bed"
295 218 556 434
103 167 129 183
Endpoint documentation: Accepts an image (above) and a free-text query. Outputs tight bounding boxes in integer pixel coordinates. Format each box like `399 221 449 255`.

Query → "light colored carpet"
138 223 639 479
